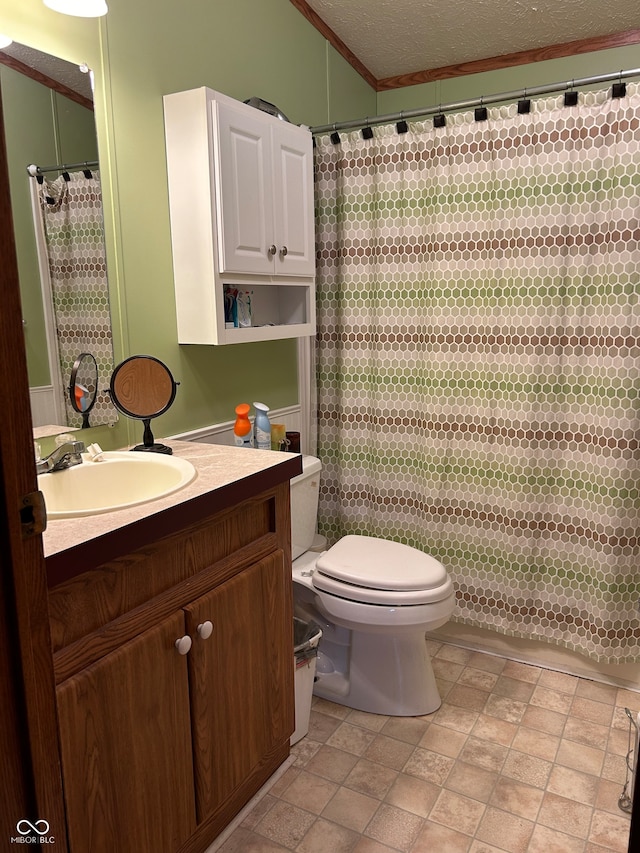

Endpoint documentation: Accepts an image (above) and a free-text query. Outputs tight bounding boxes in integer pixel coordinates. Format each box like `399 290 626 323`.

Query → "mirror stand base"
131 443 173 455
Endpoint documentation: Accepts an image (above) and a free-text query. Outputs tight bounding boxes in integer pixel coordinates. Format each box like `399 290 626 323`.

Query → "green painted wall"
2 65 98 388
0 0 373 450
377 44 640 115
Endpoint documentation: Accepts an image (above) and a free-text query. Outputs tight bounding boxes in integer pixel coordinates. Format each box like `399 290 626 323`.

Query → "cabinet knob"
197 621 214 640
279 245 288 257
174 635 192 655
268 244 277 256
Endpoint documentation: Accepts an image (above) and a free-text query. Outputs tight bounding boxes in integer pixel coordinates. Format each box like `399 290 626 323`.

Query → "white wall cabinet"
164 87 316 345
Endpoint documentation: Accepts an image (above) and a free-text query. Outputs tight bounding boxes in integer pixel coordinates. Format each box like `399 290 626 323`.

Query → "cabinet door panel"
214 101 273 274
186 551 294 821
272 123 316 276
57 612 196 853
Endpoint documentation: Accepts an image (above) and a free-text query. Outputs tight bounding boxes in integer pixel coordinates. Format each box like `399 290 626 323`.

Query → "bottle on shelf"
233 403 253 448
253 402 271 450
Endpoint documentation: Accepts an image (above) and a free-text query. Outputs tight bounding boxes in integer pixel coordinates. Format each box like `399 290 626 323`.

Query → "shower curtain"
34 169 115 427
313 83 640 664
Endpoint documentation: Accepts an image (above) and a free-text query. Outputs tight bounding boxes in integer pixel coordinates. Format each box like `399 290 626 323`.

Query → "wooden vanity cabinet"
48 481 295 853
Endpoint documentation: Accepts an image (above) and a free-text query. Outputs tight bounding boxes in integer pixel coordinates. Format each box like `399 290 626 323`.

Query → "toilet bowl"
291 457 455 716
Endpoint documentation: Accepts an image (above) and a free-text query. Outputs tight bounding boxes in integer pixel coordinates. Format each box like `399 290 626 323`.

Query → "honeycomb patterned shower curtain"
313 84 640 663
35 170 115 427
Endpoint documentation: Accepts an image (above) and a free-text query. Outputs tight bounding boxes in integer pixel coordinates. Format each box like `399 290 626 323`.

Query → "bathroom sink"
38 451 197 519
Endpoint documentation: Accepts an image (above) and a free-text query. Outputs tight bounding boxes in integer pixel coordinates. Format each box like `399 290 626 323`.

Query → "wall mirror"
0 40 116 432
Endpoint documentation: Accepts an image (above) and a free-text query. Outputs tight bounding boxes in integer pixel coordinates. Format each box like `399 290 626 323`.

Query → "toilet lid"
315 535 448 592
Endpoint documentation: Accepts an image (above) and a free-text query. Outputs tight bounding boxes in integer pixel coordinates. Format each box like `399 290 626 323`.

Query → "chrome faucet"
36 440 85 474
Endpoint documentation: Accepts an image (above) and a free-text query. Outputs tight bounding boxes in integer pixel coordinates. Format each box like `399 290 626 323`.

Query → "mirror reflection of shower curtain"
30 169 115 427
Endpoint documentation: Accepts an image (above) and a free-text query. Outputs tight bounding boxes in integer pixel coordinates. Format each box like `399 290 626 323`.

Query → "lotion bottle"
253 402 271 450
233 403 252 448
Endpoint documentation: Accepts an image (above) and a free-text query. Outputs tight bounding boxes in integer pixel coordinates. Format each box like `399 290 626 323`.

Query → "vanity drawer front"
48 485 287 655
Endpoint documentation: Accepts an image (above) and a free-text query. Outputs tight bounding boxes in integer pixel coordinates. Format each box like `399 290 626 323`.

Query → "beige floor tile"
575 679 617 705
459 735 509 772
346 709 389 732
447 683 491 712
521 703 568 736
280 770 338 814
291 737 322 768
384 772 440 817
537 790 593 839
458 666 500 692
538 669 579 695
526 823 586 853
530 685 574 714
364 734 415 770
501 659 542 684
327 722 377 756
467 651 507 675
352 838 399 853
601 752 627 785
218 826 290 852
419 722 468 757
429 789 486 836
411 820 473 852
501 750 553 788
606 726 631 758
254 800 316 848
595 777 629 815
432 658 465 682
492 675 536 703
445 760 498 803
308 708 344 742
431 702 480 733
471 713 518 747
475 806 534 853
546 763 599 805
435 645 474 665
343 758 398 799
588 808 632 852
489 776 543 820
403 746 456 785
570 696 615 726
380 715 430 744
556 738 605 776
564 716 610 751
483 694 527 724
615 688 640 712
312 698 351 719
240 793 278 830
321 786 380 833
297 817 360 853
511 725 560 761
305 744 360 782
364 803 423 851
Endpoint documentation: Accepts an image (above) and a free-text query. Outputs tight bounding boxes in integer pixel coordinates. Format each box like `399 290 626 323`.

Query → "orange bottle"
233 403 252 448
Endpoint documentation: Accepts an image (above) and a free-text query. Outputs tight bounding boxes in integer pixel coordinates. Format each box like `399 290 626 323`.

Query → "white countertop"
42 439 300 561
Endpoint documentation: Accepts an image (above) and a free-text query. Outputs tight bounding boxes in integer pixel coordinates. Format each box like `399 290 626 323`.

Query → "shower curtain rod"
26 160 98 176
310 66 640 135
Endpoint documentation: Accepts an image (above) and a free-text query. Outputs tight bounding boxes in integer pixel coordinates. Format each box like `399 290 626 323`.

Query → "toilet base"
313 629 442 717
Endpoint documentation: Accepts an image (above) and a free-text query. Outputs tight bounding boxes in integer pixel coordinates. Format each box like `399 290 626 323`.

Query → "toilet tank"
290 455 322 560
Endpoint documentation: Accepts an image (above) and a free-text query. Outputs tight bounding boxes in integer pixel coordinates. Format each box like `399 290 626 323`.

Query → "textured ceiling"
0 42 93 100
303 0 640 81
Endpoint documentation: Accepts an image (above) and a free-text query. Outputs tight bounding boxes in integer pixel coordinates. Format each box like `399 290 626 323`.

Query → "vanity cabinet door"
185 550 294 822
56 611 197 853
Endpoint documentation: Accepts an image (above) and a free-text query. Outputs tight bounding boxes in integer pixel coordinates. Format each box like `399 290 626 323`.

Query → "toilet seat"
312 535 452 606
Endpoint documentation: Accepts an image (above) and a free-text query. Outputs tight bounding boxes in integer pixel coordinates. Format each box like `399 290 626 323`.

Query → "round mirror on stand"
109 355 179 454
69 352 99 428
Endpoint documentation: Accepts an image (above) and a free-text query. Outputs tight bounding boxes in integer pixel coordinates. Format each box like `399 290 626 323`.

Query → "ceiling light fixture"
43 0 108 17
0 34 13 48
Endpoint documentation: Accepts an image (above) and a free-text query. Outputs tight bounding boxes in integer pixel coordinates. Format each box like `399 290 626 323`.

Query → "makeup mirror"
68 352 98 428
109 356 178 454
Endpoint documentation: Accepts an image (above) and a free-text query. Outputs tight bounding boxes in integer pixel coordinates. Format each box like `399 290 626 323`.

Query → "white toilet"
291 456 456 716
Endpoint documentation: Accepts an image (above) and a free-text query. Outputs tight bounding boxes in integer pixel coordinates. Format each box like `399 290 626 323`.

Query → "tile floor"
218 640 637 852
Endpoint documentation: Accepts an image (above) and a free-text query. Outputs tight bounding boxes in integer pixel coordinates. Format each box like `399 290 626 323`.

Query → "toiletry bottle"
253 402 271 450
233 403 253 448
